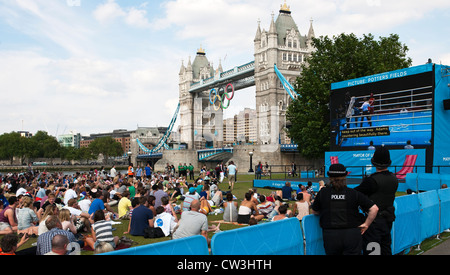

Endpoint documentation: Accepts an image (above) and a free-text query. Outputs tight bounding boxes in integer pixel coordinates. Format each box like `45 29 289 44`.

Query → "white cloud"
93 0 126 24
1 0 450 137
93 0 152 29
288 0 450 36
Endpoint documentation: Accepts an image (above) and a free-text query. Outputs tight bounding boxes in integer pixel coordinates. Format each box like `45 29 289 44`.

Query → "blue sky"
1 0 449 136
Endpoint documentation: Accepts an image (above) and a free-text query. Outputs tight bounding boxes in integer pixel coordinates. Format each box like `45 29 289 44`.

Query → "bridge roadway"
188 61 255 94
137 144 298 162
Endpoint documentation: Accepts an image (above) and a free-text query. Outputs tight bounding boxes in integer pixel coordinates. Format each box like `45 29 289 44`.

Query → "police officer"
311 163 379 255
355 145 398 255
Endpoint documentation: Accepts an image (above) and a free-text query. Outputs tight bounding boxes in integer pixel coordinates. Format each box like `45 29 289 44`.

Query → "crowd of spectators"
0 160 318 255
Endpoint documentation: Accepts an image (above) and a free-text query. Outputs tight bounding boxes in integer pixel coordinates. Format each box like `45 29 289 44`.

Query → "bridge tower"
179 47 224 150
254 2 315 146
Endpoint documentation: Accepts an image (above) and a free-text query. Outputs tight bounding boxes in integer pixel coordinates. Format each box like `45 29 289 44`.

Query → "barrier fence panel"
301 214 325 255
418 190 440 241
417 173 441 191
405 173 418 191
441 174 450 188
392 194 421 254
100 235 209 255
99 189 450 256
211 218 304 255
438 188 450 233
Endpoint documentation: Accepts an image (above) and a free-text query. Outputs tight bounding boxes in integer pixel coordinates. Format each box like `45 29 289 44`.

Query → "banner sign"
331 63 434 90
341 126 390 139
325 149 426 178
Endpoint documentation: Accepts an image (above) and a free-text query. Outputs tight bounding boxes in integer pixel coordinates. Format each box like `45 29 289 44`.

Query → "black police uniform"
355 170 398 255
312 185 375 255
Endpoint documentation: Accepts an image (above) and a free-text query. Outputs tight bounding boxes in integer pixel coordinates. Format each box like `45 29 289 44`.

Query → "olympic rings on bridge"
209 83 235 111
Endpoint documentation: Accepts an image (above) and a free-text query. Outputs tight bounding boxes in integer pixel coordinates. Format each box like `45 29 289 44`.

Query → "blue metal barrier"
392 194 421 254
100 189 450 255
417 173 441 191
211 218 304 255
438 188 450 233
99 235 209 255
301 214 325 255
418 190 440 241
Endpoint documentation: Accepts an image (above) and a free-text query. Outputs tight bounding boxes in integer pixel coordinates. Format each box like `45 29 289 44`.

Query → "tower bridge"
135 2 318 168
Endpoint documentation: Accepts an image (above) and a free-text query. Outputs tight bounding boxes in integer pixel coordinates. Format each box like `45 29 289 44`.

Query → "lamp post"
248 151 254 173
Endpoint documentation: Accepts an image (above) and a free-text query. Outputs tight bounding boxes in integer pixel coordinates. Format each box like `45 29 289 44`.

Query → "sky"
1 0 450 137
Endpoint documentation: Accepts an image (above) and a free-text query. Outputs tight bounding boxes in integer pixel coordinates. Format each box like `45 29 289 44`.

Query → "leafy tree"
71 147 95 165
0 132 26 164
286 33 412 159
88 136 123 164
30 131 62 164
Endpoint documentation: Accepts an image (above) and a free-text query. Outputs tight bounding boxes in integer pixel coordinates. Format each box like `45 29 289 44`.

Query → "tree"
88 137 123 164
0 132 27 165
286 33 412 159
30 131 62 164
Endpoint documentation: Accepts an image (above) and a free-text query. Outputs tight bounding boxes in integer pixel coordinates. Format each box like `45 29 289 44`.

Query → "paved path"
422 238 450 255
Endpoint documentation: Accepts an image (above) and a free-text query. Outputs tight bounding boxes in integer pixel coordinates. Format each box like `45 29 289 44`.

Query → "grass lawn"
11 174 441 255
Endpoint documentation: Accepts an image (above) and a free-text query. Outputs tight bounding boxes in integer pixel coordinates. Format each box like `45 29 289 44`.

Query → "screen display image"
330 65 434 151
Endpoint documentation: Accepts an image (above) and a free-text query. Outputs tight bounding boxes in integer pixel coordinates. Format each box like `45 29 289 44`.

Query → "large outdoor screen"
330 64 434 151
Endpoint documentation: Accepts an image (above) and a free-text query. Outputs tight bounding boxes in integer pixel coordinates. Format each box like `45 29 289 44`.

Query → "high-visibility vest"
128 166 134 176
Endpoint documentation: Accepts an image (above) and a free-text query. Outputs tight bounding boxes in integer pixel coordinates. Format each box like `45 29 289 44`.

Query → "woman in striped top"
85 210 119 250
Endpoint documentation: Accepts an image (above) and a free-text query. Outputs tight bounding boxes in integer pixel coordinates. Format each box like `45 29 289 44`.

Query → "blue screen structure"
330 64 434 150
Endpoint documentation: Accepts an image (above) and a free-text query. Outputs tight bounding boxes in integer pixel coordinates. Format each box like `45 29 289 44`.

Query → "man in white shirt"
154 206 177 237
227 161 237 191
63 184 77 206
360 98 372 127
110 165 117 178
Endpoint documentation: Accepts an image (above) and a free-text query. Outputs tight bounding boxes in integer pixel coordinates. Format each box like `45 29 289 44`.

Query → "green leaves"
88 136 123 161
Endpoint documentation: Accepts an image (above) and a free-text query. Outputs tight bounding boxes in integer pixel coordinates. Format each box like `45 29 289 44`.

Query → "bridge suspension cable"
136 103 180 154
274 64 300 100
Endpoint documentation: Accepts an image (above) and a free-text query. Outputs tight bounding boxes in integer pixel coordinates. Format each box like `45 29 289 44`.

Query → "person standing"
135 165 143 181
227 161 237 191
127 163 134 178
187 163 194 180
404 140 414 149
355 146 398 255
360 98 372 127
311 163 378 255
110 165 117 179
144 163 152 180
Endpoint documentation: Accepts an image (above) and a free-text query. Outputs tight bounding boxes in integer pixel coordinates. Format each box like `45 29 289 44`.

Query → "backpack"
144 227 165 238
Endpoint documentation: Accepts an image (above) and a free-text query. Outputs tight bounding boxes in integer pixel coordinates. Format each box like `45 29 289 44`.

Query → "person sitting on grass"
237 192 261 224
0 233 30 255
124 196 154 237
85 210 120 250
272 204 293 221
256 195 274 221
172 200 209 244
